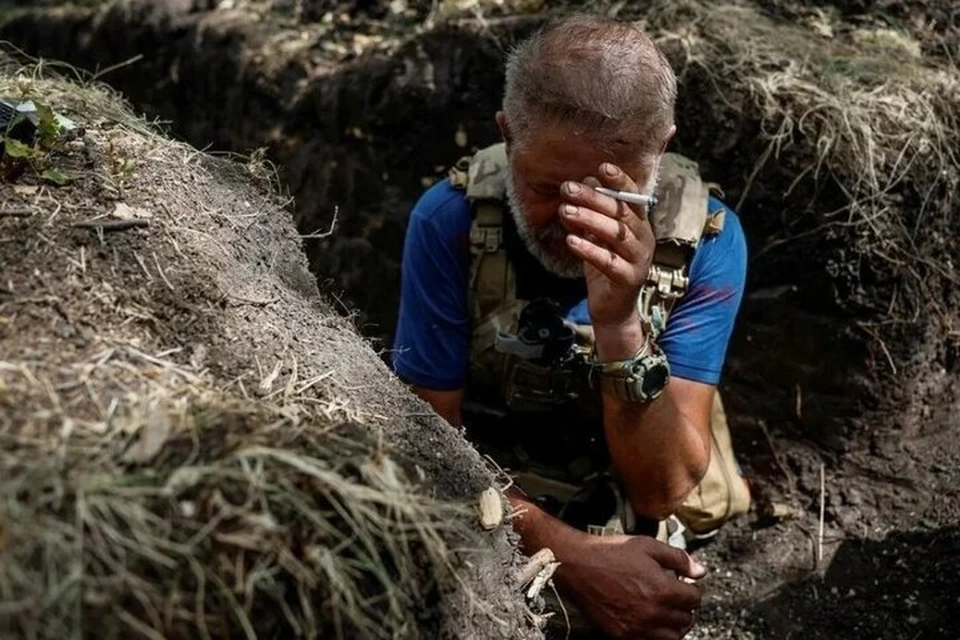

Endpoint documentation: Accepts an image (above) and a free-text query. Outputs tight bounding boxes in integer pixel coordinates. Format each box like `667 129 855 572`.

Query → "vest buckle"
647 264 688 299
470 226 503 253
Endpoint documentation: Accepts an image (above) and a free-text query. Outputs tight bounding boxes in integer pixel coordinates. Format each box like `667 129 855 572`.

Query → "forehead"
512 122 642 183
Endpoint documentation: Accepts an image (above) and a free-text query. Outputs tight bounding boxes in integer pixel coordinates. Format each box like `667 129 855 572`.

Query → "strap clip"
470 226 502 253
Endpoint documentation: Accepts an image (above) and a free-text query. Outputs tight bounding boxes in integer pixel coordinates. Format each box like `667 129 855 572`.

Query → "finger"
562 179 646 237
559 203 641 260
566 234 636 285
589 162 648 219
596 163 655 230
598 161 640 192
665 578 704 610
582 176 603 189
650 543 707 580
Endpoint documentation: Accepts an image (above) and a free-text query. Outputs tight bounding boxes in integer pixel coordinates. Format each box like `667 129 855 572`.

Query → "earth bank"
0 58 537 639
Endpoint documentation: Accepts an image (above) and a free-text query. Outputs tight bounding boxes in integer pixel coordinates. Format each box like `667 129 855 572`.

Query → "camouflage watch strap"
590 338 671 403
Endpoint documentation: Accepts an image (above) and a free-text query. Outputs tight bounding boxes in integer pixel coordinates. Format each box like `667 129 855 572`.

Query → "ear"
658 124 677 155
496 111 513 152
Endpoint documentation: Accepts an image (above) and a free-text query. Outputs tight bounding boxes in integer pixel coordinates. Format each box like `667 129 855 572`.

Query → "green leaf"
3 138 35 159
41 167 72 186
118 158 136 178
35 102 62 147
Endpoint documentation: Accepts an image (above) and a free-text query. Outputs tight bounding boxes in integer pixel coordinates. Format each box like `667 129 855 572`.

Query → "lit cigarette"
594 187 658 207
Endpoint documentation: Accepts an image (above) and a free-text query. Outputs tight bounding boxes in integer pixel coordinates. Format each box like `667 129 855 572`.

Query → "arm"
561 166 745 520
412 386 464 427
593 320 713 519
508 483 704 638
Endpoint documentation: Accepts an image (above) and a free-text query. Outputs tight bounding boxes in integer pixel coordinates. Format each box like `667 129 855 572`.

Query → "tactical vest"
448 143 749 538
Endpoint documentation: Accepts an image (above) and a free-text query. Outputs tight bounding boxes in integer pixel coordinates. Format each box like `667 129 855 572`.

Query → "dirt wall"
0 53 536 639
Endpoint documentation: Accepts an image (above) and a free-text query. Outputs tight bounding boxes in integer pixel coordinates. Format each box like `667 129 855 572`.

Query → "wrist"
593 313 645 362
508 491 592 566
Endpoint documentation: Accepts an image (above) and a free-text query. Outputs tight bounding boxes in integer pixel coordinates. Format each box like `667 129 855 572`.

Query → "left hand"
560 162 656 329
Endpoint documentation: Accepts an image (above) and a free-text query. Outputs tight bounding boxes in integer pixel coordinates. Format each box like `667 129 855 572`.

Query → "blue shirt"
392 179 747 390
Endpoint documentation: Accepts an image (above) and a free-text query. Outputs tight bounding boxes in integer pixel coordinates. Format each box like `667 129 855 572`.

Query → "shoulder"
689 196 747 276
705 196 745 248
409 178 473 238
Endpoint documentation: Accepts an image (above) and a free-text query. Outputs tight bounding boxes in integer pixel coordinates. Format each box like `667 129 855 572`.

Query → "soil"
1 0 959 638
0 71 538 638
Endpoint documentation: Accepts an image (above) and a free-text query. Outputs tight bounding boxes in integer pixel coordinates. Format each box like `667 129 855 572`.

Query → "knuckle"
605 252 618 270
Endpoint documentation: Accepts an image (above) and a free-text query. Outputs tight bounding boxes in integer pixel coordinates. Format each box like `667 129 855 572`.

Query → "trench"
2 1 960 637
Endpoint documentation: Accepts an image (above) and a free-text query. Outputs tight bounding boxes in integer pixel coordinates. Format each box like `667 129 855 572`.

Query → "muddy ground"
1 0 958 637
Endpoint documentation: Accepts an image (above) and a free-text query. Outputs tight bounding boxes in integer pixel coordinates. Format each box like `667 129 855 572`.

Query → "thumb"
650 542 707 579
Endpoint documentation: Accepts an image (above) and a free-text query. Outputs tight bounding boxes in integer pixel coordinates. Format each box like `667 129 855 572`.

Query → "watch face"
641 362 670 396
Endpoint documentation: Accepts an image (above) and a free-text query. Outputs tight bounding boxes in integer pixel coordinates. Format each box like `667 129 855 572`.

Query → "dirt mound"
0 59 537 639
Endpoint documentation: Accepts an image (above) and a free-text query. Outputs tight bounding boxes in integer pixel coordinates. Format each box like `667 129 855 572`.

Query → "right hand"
562 533 707 639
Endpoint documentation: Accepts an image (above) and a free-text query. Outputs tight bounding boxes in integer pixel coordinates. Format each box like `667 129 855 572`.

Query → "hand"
562 533 706 640
559 163 656 330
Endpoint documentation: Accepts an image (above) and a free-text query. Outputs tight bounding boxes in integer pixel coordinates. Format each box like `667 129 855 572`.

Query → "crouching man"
392 14 750 639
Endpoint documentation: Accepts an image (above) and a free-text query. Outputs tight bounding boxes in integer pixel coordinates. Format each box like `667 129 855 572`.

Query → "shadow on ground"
752 525 960 639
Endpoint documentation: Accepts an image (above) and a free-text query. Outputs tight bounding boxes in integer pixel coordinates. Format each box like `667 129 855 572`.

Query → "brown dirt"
0 61 538 638
1 1 959 638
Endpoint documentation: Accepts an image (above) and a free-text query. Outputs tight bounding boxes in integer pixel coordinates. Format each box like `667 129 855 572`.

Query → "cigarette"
594 187 658 207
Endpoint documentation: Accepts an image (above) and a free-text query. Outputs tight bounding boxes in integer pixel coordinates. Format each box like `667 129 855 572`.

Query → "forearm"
507 489 589 591
593 319 709 519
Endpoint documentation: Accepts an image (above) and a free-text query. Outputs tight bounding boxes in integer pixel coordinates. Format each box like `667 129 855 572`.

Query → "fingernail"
691 560 707 578
602 163 619 177
562 204 578 217
568 235 581 246
564 181 581 195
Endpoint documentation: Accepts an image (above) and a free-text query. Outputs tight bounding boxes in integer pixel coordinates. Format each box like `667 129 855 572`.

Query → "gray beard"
505 172 584 279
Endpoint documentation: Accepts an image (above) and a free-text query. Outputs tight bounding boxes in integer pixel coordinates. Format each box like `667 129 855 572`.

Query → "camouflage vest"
449 143 724 409
447 143 744 536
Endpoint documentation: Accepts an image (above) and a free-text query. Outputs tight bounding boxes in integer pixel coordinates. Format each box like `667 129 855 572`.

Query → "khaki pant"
674 392 751 537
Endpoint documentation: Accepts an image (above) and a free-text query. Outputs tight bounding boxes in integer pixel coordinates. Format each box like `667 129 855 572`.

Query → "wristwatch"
590 337 670 403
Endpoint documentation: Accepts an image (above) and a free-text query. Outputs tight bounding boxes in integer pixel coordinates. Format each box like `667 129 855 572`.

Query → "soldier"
392 14 750 639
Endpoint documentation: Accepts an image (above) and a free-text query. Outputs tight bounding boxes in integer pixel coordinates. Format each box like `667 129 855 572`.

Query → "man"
392 14 748 639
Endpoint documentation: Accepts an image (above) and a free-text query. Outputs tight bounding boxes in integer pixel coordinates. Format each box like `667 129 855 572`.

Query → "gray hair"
503 14 677 155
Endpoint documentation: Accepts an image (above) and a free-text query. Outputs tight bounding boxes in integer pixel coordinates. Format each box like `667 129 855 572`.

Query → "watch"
590 338 671 403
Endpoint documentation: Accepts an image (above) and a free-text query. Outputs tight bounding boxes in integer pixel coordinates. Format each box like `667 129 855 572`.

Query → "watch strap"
590 338 670 403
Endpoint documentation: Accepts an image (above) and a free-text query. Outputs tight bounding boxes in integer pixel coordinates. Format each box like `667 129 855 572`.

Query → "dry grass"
0 55 503 639
629 0 960 328
0 353 471 639
644 0 960 212
429 0 960 288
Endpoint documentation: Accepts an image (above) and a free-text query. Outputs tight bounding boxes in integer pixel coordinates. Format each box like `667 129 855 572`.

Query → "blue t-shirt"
391 179 747 390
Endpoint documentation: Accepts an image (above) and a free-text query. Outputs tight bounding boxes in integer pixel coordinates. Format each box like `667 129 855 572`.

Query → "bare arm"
411 385 464 427
561 164 715 520
593 321 712 520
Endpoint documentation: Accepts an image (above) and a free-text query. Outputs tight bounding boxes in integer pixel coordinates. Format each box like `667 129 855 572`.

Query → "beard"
505 172 584 279
503 165 662 280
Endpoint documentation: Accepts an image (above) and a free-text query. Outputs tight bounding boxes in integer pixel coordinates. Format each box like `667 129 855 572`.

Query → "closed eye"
529 183 558 197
